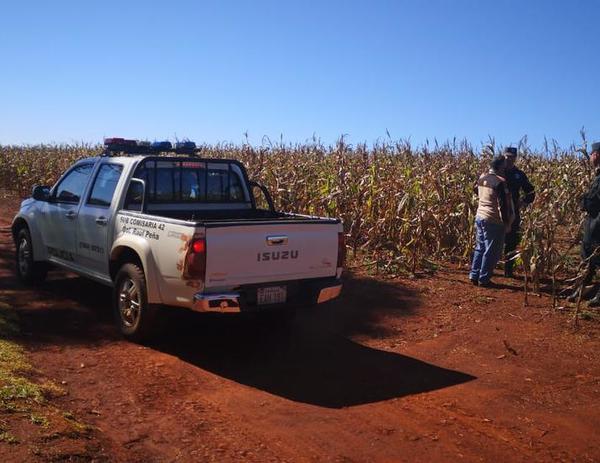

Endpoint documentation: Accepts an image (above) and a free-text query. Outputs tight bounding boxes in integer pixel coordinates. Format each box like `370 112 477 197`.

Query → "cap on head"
503 147 517 158
592 142 600 155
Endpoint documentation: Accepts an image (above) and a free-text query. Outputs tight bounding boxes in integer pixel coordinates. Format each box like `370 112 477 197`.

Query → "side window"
133 163 155 198
124 181 144 211
230 170 244 201
87 164 123 207
54 163 94 204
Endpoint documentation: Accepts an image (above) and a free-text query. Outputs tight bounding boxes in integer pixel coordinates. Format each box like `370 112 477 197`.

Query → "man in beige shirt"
469 156 514 287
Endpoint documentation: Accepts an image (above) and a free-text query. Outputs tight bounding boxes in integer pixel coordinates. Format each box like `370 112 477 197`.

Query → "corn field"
0 137 594 283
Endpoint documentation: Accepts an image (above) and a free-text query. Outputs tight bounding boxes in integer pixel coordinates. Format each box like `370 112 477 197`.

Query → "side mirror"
249 180 275 212
124 178 146 212
32 185 50 201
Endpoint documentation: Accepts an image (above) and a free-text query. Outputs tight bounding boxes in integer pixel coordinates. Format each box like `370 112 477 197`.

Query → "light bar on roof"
175 141 197 153
104 137 125 145
104 137 138 151
102 138 199 156
151 141 172 151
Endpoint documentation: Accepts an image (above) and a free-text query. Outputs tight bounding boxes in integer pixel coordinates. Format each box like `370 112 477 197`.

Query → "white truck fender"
11 212 48 262
110 235 163 304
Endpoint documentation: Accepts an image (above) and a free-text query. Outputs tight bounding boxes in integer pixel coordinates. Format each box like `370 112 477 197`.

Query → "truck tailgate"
204 221 339 288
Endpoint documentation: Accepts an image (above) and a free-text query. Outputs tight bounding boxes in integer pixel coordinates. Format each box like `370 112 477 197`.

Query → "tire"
15 228 47 284
113 263 160 342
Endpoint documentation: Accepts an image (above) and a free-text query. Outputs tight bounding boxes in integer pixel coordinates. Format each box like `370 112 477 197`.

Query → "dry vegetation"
0 136 593 285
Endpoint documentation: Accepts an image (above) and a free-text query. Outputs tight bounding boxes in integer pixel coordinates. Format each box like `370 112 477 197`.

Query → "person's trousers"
470 218 505 284
504 219 521 275
580 241 600 286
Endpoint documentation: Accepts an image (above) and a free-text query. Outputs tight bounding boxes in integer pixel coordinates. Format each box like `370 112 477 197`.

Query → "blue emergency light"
151 141 172 151
175 141 197 153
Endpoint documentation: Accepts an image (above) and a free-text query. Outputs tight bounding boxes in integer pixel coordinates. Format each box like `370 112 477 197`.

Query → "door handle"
266 235 288 246
65 211 77 219
95 216 108 226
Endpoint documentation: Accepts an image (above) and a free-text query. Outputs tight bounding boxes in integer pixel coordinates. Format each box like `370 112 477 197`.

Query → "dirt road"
1 199 599 462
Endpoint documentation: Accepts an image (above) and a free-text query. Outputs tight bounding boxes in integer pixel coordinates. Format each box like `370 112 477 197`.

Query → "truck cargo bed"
144 209 340 225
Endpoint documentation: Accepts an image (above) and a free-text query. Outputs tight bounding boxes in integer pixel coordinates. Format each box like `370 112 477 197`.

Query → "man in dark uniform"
568 141 600 306
502 147 535 277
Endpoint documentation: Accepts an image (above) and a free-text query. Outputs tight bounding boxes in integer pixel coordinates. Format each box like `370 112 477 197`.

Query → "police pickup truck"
12 139 344 341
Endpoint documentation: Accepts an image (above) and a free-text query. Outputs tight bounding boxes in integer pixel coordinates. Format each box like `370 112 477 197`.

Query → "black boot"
567 285 597 302
566 288 581 303
504 260 515 278
588 292 600 308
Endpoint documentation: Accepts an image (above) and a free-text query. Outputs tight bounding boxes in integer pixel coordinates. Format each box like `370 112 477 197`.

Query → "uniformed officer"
502 147 535 277
568 141 600 306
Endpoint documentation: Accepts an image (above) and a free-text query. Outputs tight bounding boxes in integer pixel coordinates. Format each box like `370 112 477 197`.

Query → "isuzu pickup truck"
12 139 344 341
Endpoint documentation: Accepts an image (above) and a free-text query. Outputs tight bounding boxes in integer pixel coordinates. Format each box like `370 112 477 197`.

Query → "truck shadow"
1 265 475 408
0 272 119 344
149 275 475 408
154 310 475 408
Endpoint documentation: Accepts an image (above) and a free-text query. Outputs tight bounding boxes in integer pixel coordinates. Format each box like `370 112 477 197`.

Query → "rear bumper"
192 277 342 313
193 292 242 313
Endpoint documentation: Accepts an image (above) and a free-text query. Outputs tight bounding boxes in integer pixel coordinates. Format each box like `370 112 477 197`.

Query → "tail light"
337 232 346 268
185 238 206 280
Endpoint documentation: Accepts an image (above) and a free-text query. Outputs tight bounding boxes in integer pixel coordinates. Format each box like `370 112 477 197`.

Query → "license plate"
257 286 287 305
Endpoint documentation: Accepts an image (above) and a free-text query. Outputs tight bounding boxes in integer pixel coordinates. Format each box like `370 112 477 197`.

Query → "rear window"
133 160 248 203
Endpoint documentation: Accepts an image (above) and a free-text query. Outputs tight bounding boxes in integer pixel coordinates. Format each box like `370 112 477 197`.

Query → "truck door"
43 163 95 264
76 163 124 276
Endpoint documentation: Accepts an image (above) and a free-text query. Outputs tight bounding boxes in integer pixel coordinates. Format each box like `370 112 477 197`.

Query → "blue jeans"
470 218 505 284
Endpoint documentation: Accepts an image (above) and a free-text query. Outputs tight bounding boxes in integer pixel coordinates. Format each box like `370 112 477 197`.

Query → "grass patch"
0 301 19 336
0 298 92 447
62 411 93 435
0 430 19 444
30 413 49 428
0 303 45 412
579 310 600 321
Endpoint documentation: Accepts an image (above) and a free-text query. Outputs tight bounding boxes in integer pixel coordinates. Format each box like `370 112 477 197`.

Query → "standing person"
503 147 536 277
568 141 600 306
470 156 514 287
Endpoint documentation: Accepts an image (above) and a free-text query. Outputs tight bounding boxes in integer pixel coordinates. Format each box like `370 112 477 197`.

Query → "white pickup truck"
12 139 344 341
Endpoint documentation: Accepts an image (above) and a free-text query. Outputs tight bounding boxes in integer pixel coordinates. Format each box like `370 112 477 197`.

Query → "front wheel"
15 228 47 284
113 263 160 342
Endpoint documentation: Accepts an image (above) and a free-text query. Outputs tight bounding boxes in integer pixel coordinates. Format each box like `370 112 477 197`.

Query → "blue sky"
1 0 598 148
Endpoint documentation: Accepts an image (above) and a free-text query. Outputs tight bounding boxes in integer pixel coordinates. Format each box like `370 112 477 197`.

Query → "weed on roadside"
0 297 94 456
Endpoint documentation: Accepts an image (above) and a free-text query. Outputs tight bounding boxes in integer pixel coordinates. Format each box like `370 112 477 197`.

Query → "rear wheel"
15 228 47 284
113 263 159 342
